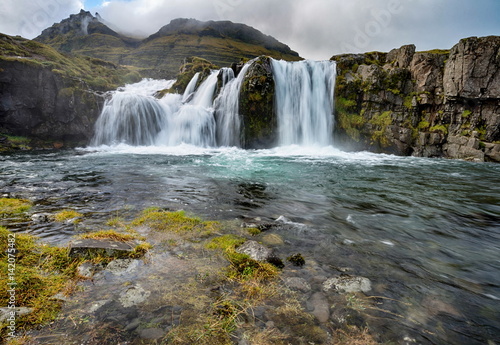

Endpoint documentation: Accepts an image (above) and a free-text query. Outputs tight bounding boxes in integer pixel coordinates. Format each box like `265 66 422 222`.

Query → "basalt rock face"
0 59 104 147
332 36 500 162
0 34 140 149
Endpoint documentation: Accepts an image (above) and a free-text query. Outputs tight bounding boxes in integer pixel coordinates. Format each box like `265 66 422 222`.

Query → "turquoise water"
1 145 499 344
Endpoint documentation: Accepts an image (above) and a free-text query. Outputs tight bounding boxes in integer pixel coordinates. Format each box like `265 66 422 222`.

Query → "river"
1 145 499 344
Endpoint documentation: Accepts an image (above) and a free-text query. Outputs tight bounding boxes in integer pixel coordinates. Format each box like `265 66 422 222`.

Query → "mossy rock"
239 56 277 149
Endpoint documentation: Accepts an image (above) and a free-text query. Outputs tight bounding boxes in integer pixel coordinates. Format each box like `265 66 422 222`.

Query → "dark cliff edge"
331 36 500 162
0 33 141 150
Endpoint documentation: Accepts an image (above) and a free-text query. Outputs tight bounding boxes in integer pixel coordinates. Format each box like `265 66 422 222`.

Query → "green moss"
247 227 261 236
462 110 472 118
429 124 449 135
57 87 75 99
403 95 414 109
0 227 84 336
418 49 450 55
162 57 219 95
205 234 246 251
337 97 357 111
369 111 392 147
417 120 430 131
1 33 143 92
0 198 32 217
54 210 83 223
77 229 138 242
131 208 220 238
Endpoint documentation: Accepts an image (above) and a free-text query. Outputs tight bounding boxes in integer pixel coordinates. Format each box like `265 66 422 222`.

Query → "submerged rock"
69 239 137 260
307 292 330 323
236 240 273 262
119 284 151 308
235 240 283 268
323 276 372 294
284 277 311 293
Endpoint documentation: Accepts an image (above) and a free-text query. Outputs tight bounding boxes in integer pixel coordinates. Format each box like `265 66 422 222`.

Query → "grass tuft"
0 198 32 217
53 210 83 223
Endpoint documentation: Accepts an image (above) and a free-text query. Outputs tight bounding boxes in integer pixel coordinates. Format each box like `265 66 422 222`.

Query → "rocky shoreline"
1 201 381 344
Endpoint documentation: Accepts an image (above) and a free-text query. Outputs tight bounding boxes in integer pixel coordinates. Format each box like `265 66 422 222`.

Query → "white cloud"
0 0 83 38
1 0 499 60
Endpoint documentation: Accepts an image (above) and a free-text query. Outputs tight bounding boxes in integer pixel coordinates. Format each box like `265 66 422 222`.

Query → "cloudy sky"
1 0 499 60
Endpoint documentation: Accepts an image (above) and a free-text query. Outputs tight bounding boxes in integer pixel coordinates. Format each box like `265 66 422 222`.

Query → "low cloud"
0 0 83 38
1 0 499 60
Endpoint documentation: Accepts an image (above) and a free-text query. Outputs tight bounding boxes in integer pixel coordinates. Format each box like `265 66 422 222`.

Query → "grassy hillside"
0 33 141 90
35 12 302 78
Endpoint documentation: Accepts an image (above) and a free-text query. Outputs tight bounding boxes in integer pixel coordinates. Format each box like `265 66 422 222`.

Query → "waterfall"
158 70 219 147
214 64 251 147
91 79 173 146
90 59 336 149
182 72 200 102
271 59 336 146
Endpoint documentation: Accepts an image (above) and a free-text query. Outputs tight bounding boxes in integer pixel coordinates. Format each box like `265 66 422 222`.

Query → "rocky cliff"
332 36 500 162
0 33 141 149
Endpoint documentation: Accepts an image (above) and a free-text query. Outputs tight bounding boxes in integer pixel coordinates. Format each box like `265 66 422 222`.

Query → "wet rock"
31 213 51 223
77 261 98 278
261 233 284 246
307 292 330 323
104 258 141 275
241 221 277 231
284 277 311 293
0 307 33 322
124 318 141 331
236 240 273 262
88 300 110 313
51 293 70 302
69 238 136 260
139 328 165 340
119 284 151 308
323 276 372 294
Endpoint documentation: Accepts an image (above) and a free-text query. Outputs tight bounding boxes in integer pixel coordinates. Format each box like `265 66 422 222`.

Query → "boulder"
322 276 372 294
239 56 277 149
236 240 273 262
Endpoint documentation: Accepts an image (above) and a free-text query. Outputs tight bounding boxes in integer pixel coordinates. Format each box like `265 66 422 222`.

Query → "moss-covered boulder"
239 56 277 149
156 57 219 97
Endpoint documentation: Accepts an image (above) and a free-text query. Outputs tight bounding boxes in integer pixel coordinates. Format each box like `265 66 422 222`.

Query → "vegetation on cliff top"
34 13 302 78
0 33 141 91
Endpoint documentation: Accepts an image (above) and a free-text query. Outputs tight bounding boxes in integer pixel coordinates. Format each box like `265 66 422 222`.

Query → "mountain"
35 11 301 78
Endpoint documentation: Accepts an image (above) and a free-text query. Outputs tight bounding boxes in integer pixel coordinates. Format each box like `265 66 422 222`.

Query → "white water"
271 59 336 146
214 64 251 147
182 72 200 102
91 59 337 149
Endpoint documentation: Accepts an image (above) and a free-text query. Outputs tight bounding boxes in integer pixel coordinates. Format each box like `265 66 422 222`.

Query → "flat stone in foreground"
69 239 136 260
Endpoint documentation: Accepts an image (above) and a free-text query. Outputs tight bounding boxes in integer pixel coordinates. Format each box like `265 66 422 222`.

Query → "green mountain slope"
35 11 302 78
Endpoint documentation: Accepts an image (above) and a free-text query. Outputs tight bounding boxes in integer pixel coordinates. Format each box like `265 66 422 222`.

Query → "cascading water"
159 70 219 147
91 59 336 148
182 72 200 102
91 79 173 146
271 59 336 146
214 65 251 147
